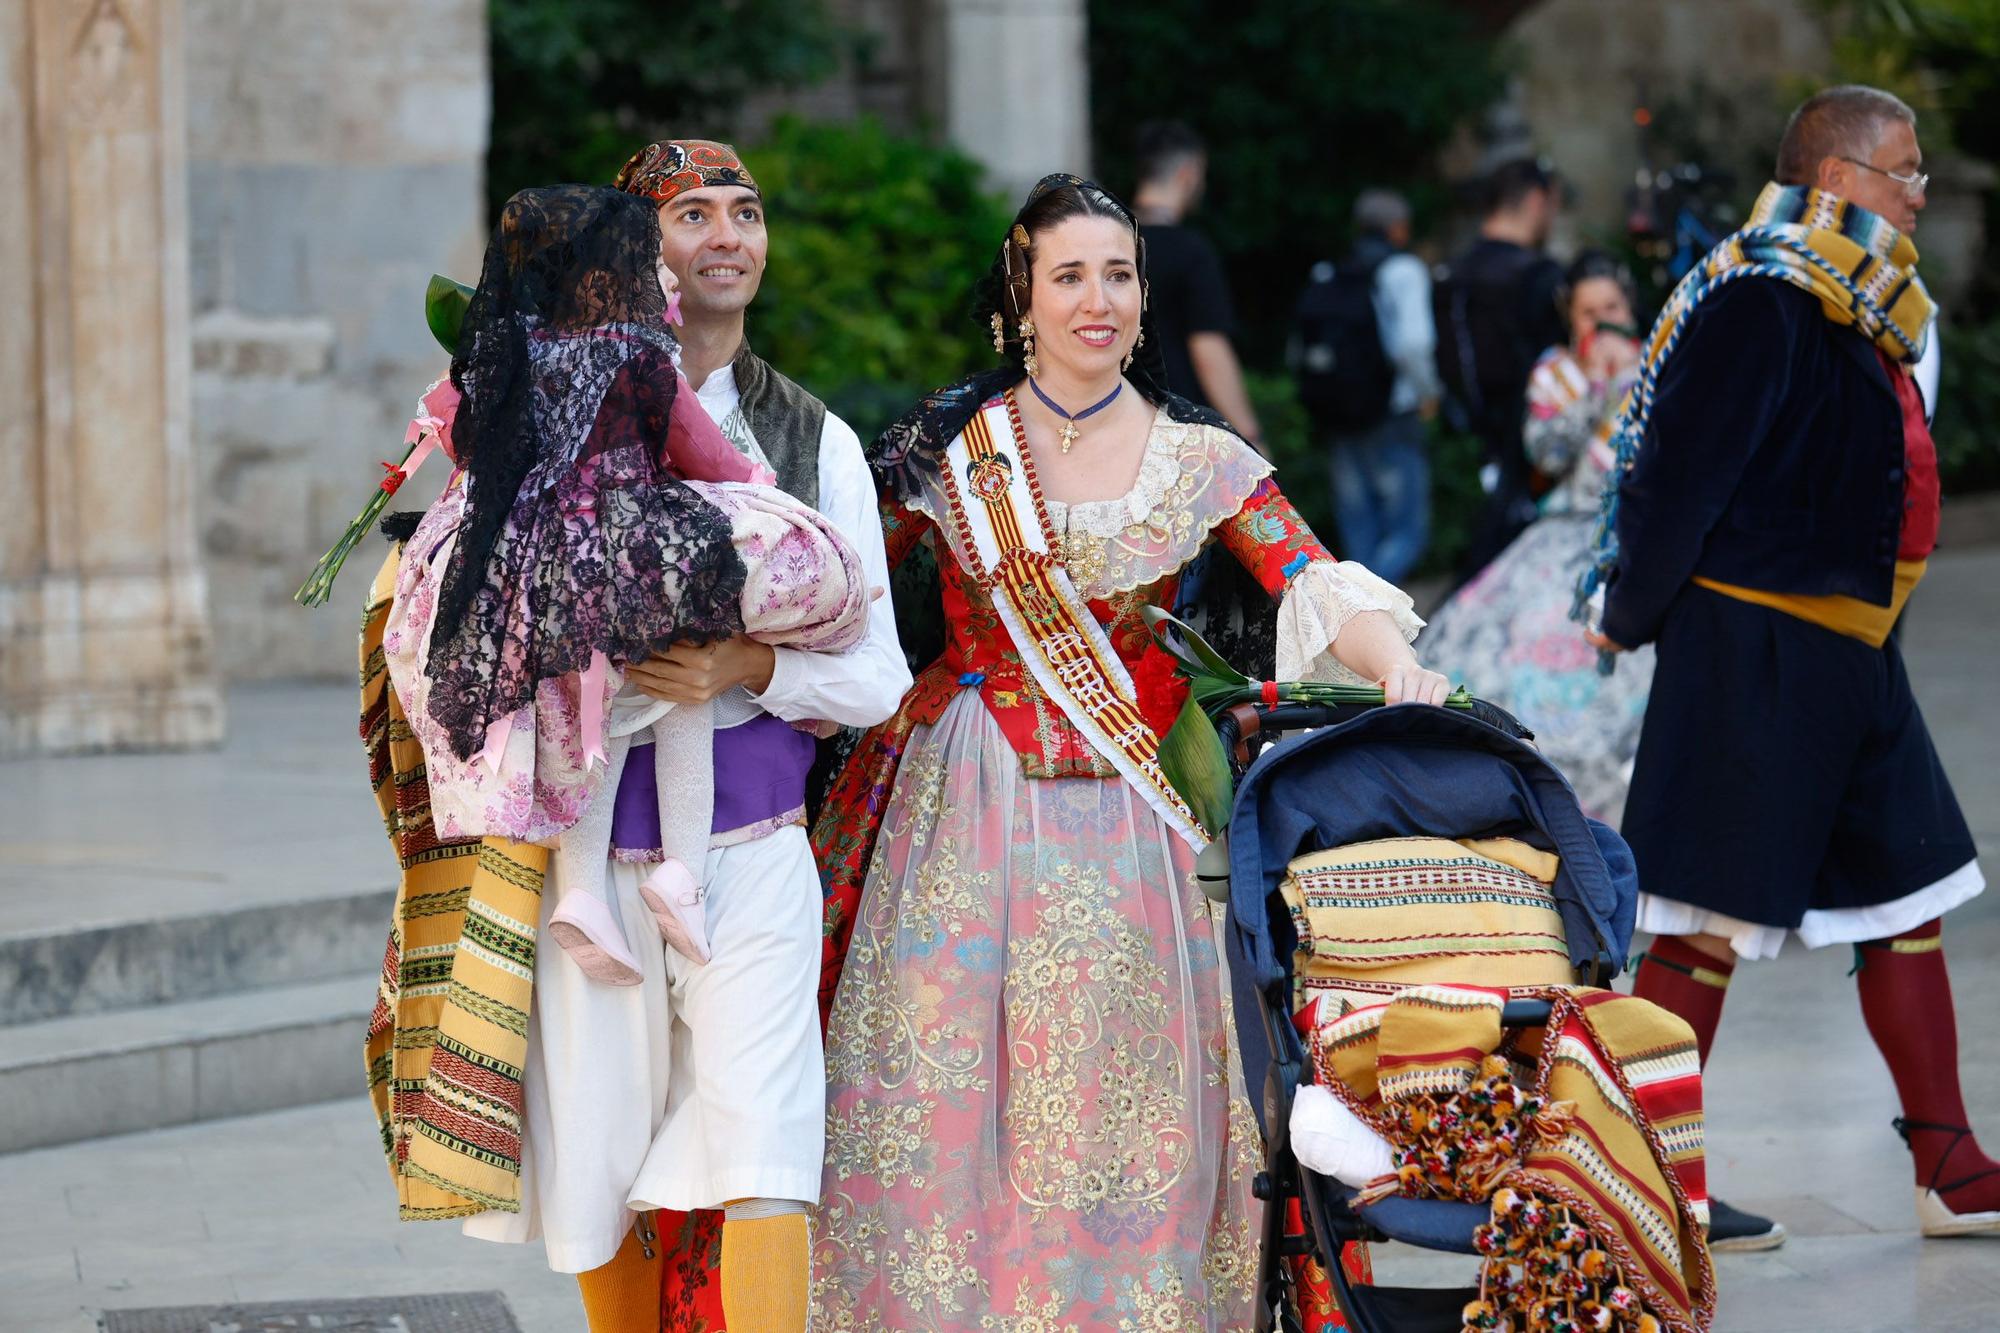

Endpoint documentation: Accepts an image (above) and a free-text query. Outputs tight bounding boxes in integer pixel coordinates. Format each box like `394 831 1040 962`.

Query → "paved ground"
0 684 388 939
1 550 1995 1331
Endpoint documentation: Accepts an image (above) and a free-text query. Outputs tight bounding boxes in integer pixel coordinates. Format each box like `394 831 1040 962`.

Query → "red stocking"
1631 935 1735 1068
1856 919 2000 1217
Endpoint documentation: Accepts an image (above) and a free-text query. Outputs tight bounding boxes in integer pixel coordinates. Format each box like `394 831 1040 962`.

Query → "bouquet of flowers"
293 275 473 607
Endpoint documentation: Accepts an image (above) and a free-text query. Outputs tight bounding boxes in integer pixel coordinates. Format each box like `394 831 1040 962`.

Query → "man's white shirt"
694 363 910 730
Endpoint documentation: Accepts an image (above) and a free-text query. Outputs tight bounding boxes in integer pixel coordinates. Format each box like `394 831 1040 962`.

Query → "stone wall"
1506 0 1831 229
186 0 488 680
1 0 224 756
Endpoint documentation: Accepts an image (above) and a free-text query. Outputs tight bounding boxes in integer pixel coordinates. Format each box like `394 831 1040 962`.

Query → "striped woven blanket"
360 545 548 1220
1282 836 1576 1019
1315 984 1714 1333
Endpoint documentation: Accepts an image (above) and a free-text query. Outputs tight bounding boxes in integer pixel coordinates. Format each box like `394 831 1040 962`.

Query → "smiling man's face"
655 185 767 320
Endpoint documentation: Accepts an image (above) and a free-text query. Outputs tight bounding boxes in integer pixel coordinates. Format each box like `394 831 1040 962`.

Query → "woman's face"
1569 275 1634 343
1025 215 1142 382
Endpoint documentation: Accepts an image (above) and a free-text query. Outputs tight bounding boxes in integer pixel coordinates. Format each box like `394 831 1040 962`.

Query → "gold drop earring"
1019 315 1039 377
991 311 1007 356
1123 326 1145 371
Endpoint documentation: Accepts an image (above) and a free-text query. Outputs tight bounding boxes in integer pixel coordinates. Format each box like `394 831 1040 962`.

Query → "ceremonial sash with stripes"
936 394 1206 848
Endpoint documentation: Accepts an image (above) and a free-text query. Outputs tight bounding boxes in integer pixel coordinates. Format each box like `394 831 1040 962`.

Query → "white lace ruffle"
1044 421 1272 597
1275 559 1425 685
910 415 1273 599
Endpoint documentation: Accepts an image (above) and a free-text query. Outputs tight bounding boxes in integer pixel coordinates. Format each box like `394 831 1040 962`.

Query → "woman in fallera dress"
1417 252 1655 822
808 174 1450 1330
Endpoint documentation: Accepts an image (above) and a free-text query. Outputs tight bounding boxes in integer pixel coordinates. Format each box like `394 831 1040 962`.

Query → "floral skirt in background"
1418 514 1656 825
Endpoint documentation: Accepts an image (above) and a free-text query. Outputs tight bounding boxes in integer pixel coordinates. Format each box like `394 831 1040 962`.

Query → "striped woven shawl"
1576 182 1936 626
1315 984 1715 1333
361 546 548 1220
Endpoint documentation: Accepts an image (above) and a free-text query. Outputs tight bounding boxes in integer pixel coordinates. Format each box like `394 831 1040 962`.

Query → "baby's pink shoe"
548 892 644 986
639 858 709 965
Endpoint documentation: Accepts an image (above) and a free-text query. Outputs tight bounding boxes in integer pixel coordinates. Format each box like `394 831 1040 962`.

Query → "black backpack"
1433 243 1552 426
1293 252 1394 432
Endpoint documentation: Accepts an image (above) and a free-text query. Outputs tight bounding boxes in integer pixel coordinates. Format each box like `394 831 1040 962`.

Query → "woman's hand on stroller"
1380 662 1453 707
1332 611 1452 706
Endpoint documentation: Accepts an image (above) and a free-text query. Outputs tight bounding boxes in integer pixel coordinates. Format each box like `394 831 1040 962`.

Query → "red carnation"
1130 645 1188 738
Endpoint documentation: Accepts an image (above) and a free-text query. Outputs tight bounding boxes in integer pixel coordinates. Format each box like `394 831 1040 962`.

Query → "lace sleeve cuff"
1275 559 1426 684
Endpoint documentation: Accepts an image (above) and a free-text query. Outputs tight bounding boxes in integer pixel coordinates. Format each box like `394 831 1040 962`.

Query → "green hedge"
740 117 1013 442
487 0 850 217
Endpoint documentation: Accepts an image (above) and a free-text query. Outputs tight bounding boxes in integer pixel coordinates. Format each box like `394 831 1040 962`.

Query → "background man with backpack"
1434 158 1566 581
1293 188 1439 585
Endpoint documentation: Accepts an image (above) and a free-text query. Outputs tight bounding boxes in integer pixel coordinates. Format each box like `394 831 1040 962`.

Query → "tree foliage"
743 117 1013 438
1087 0 1508 362
487 0 853 213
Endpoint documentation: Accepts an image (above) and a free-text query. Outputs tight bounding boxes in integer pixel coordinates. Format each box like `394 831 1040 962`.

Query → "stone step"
0 886 394 1028
0 972 378 1153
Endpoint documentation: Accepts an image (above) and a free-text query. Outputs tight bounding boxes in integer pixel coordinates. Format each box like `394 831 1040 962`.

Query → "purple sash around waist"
610 712 816 852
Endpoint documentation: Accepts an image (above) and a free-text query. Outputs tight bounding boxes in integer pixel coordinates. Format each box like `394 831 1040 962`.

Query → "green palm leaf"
1139 605 1249 685
1157 692 1235 835
425 274 475 355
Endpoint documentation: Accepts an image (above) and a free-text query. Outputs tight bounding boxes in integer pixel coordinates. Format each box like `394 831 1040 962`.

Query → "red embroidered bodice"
883 422 1333 778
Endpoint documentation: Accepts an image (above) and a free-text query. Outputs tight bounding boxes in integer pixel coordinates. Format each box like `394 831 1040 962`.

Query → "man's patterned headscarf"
613 139 759 205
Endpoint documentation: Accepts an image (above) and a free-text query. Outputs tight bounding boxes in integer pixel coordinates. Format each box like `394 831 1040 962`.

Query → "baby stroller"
1213 698 1642 1333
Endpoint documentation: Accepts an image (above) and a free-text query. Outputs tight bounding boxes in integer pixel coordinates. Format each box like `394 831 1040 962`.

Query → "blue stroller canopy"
1225 704 1639 1131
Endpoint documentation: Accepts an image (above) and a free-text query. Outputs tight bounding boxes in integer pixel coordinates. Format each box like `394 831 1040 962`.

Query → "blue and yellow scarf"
1575 183 1936 629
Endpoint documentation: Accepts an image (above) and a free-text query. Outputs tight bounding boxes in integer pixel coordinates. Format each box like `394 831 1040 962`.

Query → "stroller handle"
1217 698 1534 777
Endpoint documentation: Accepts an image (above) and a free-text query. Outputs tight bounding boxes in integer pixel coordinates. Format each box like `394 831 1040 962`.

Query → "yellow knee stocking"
720 1212 810 1333
575 1212 663 1333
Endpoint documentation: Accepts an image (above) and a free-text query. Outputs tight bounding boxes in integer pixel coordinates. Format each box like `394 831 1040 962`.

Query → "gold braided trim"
958 406 1201 838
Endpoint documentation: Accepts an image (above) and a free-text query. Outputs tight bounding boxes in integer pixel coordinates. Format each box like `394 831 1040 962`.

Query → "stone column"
0 0 223 756
930 0 1091 201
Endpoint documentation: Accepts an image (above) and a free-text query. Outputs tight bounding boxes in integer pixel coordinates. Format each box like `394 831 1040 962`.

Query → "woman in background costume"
1418 252 1653 822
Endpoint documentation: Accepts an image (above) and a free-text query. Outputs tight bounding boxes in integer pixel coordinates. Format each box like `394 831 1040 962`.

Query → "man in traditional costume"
1582 85 1995 1246
458 138 907 1333
354 140 903 1333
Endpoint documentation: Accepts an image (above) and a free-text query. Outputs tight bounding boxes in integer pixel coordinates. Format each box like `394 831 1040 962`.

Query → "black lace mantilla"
424 184 748 761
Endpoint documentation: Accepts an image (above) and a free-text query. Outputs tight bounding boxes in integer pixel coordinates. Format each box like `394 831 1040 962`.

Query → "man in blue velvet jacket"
1592 85 1993 1246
